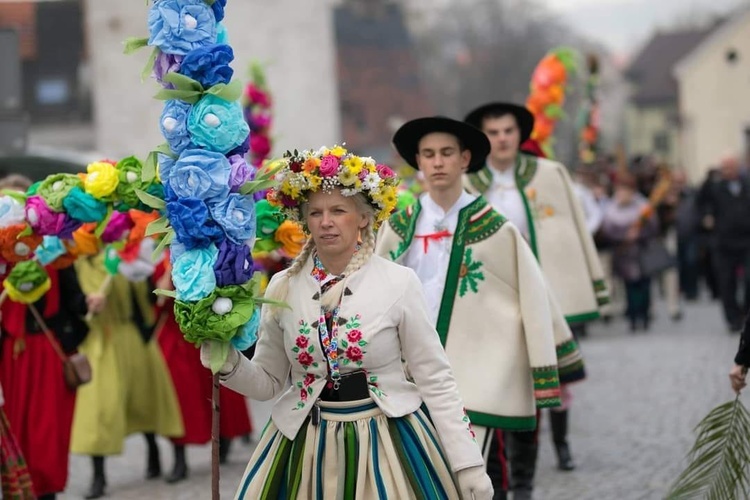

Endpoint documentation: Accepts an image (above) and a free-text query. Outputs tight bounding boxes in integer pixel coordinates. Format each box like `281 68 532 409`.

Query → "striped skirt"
235 399 460 499
0 408 35 500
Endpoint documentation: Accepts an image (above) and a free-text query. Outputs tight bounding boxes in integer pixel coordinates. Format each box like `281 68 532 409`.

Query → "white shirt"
404 191 476 324
573 183 603 235
485 166 529 238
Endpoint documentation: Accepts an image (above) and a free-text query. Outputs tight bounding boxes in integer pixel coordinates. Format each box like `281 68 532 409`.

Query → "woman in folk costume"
70 227 183 499
463 103 599 498
0 174 88 500
153 258 252 482
376 117 579 500
199 145 493 499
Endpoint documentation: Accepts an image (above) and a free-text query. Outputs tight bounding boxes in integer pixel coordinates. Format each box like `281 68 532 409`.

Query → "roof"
625 27 714 106
674 5 750 78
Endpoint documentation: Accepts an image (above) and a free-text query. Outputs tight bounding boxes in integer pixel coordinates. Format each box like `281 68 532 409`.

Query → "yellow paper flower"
85 161 120 199
4 278 52 304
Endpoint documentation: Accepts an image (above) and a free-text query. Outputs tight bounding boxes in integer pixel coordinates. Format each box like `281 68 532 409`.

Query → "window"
653 131 670 154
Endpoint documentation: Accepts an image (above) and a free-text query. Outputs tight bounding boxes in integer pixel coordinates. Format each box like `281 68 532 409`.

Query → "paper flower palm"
525 47 578 159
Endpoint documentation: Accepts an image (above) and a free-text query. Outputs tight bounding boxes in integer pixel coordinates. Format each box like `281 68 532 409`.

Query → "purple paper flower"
101 211 134 244
228 154 252 192
213 239 254 287
25 196 67 236
227 134 250 157
153 52 183 88
59 216 83 240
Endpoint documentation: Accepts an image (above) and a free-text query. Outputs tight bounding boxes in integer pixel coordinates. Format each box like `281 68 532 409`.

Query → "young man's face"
416 132 471 193
482 114 521 166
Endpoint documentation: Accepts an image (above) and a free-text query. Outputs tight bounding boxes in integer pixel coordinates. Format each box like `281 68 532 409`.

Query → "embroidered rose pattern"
338 314 367 367
292 320 319 410
459 248 485 297
462 408 477 442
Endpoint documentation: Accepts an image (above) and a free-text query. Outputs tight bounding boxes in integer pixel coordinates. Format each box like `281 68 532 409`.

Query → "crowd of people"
1 100 748 500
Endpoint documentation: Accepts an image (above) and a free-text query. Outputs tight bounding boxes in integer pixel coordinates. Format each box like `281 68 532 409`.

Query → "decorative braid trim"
465 203 506 246
557 339 586 383
532 365 561 408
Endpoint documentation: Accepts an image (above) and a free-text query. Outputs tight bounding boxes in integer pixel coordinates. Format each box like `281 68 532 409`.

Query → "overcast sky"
544 0 747 56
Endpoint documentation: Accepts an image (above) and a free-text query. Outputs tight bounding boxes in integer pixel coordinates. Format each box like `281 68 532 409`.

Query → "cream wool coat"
376 196 579 432
221 254 485 472
465 154 609 323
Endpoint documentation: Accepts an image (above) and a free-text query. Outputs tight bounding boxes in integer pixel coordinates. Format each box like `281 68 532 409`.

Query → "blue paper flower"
216 23 229 44
168 149 231 201
179 44 234 89
0 196 26 228
232 308 260 351
147 0 217 56
158 153 176 183
210 193 256 244
36 236 67 265
170 240 187 263
62 186 108 223
211 0 227 22
160 100 193 155
166 197 224 250
173 243 219 301
187 95 250 154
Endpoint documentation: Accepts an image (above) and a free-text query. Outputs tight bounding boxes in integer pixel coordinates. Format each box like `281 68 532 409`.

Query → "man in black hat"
464 103 607 499
376 116 570 500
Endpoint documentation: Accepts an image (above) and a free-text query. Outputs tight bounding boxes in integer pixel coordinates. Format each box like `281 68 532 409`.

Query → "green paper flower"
36 174 84 211
115 156 149 210
103 245 121 276
174 284 256 344
255 199 284 239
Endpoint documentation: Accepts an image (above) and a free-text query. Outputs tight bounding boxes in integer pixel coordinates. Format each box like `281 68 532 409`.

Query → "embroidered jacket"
376 196 580 431
465 154 609 323
221 255 485 472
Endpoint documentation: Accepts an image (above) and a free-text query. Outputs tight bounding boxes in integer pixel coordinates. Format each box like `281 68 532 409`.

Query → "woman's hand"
730 364 748 394
86 293 107 315
456 465 493 500
200 341 240 375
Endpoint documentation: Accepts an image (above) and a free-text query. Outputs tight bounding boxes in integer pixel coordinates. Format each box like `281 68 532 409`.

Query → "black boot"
550 410 575 471
166 444 189 483
219 437 231 464
145 433 161 479
85 456 106 499
507 430 537 499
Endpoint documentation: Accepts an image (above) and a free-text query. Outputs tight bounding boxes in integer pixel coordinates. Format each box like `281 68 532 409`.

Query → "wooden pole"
212 372 221 499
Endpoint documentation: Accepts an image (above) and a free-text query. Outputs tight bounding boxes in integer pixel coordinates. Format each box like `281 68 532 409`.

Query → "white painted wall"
83 0 341 159
675 9 750 183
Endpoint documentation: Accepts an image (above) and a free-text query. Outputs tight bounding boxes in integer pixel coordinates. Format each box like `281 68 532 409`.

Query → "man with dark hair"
464 102 606 499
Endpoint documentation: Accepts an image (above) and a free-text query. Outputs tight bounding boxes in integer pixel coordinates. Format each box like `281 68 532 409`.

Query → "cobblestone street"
62 296 740 499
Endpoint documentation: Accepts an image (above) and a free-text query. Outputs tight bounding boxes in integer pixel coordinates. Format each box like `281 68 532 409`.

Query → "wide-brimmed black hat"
392 116 490 173
464 102 535 143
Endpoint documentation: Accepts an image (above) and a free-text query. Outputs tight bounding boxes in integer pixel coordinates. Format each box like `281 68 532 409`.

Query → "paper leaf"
123 37 149 55
135 188 166 210
209 340 230 375
207 79 243 102
239 179 276 196
154 288 177 298
17 225 33 238
94 206 114 238
142 151 157 183
152 231 174 260
162 72 204 93
145 216 170 237
154 89 201 104
1 190 27 204
141 46 160 82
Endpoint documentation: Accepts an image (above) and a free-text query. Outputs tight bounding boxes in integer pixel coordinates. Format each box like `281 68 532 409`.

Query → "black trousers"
715 246 750 327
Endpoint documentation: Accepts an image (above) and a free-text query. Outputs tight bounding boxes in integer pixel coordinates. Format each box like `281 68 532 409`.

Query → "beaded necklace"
311 253 344 389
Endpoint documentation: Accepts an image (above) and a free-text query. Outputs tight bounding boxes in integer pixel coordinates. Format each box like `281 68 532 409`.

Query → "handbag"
638 238 677 277
29 304 92 390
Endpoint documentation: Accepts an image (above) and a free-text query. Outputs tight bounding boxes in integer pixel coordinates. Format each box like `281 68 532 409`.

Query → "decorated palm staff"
244 61 273 169
576 54 600 165
197 145 493 499
130 1 276 497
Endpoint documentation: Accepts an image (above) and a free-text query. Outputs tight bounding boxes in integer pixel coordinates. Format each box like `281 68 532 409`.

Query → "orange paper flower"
275 220 306 258
68 223 101 257
0 225 43 263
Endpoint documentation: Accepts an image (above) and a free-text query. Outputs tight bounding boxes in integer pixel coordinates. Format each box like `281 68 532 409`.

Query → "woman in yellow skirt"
70 250 183 499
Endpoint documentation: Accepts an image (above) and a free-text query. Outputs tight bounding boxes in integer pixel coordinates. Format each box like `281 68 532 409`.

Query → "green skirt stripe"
368 418 388 500
259 436 292 499
344 421 358 498
285 423 307 498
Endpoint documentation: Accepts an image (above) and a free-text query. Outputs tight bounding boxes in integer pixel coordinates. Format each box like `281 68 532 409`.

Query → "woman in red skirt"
0 264 89 500
154 263 252 482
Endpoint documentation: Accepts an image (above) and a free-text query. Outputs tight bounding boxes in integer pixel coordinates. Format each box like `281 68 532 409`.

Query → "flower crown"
266 145 399 229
